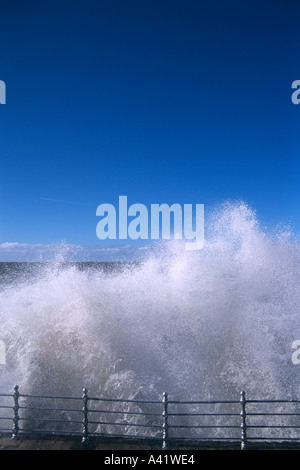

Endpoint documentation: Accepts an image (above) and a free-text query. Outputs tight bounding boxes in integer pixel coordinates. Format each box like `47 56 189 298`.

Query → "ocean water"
0 202 300 416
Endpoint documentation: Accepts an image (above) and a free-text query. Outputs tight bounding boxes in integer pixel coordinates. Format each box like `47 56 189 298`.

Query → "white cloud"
0 242 29 249
0 242 69 261
0 241 156 262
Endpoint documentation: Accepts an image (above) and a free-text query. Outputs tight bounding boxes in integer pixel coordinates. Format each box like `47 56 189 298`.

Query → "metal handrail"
1 386 300 449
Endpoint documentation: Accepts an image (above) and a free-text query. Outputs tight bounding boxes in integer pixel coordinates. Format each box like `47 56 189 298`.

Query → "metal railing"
1 386 300 449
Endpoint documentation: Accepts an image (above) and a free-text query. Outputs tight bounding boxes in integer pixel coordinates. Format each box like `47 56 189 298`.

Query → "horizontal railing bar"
88 431 161 439
169 400 239 405
247 399 300 404
168 412 240 417
88 420 162 428
247 437 300 441
88 409 162 416
247 426 300 431
247 412 300 416
18 406 81 413
19 417 82 425
17 429 83 436
88 397 161 404
3 393 300 403
18 394 82 400
166 436 242 441
7 395 300 405
169 424 240 429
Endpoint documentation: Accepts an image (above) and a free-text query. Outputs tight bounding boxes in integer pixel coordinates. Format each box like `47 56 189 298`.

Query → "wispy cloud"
40 197 95 206
0 242 155 262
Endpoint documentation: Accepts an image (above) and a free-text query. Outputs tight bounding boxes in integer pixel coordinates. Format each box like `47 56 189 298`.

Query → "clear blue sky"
0 0 299 260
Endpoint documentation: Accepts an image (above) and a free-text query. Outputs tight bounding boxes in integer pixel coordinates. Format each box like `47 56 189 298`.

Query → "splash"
0 202 300 410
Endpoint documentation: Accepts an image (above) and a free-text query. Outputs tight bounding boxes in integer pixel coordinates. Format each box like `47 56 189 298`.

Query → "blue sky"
0 0 299 260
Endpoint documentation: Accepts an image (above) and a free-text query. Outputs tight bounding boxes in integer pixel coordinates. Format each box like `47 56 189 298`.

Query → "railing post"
82 387 89 445
240 390 247 450
162 392 169 449
12 385 20 440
